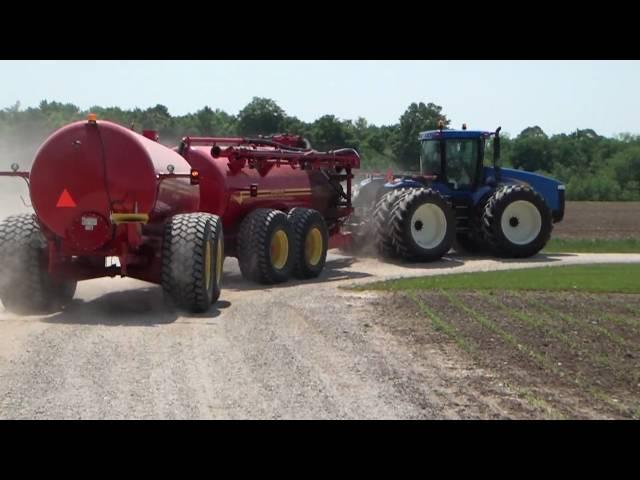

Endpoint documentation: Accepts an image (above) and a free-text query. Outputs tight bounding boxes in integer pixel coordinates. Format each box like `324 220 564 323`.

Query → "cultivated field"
554 201 640 240
360 265 640 419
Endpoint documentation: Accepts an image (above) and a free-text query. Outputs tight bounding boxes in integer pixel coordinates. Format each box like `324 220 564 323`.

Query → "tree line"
0 98 638 201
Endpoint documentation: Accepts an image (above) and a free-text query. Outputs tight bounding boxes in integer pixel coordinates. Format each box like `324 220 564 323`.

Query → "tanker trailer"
0 117 360 314
175 134 360 284
0 114 223 314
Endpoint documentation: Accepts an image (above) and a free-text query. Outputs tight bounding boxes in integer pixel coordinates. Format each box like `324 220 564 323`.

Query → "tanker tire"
161 212 224 313
373 188 410 259
288 208 329 279
238 209 293 284
0 214 77 315
389 188 455 262
482 184 552 258
455 194 492 255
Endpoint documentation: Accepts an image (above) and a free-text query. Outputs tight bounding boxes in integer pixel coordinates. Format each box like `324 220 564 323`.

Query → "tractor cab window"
484 137 496 167
445 139 478 189
420 140 441 176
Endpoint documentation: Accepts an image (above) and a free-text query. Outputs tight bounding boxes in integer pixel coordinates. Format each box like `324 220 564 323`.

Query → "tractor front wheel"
0 214 77 315
482 185 552 258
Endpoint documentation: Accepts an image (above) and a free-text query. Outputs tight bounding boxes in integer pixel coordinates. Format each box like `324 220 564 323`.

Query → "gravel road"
1 251 639 419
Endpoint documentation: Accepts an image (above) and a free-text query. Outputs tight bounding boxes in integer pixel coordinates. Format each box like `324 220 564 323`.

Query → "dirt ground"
549 201 640 240
1 252 640 419
373 290 640 419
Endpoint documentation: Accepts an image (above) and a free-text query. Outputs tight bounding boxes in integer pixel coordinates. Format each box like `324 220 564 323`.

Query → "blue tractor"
347 124 566 260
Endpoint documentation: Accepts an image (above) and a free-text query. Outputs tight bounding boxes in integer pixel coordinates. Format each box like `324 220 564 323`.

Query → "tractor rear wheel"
288 208 329 279
161 212 224 313
0 214 77 315
373 188 410 258
389 188 455 262
238 209 293 284
482 184 552 258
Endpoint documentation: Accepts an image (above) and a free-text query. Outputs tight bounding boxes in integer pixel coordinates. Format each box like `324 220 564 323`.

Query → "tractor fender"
384 179 424 189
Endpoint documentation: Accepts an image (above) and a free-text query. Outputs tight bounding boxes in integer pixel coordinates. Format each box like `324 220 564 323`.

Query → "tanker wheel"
482 184 552 258
389 188 456 262
288 208 329 279
0 214 77 315
161 212 224 313
237 209 293 284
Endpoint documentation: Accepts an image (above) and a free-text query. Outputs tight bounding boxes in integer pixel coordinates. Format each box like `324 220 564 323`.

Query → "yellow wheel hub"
216 237 223 286
305 227 323 266
270 229 289 270
205 240 212 290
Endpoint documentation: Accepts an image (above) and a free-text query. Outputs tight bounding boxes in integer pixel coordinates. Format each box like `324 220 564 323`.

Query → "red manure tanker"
0 115 359 314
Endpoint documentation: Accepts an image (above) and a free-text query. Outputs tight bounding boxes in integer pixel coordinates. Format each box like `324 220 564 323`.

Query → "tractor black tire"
482 184 553 258
161 212 224 313
238 209 293 284
288 208 329 279
389 188 456 262
455 194 492 255
0 214 77 315
373 188 410 258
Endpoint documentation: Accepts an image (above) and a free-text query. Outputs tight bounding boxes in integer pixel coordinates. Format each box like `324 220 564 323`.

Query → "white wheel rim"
501 200 542 245
410 204 447 249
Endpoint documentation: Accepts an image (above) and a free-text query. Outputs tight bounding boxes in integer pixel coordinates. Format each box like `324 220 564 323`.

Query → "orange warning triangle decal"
56 189 77 208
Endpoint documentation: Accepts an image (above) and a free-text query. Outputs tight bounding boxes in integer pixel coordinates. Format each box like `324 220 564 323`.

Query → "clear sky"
1 60 638 137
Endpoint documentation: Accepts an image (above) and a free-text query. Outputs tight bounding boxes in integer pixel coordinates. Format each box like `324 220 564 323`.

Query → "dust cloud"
0 131 42 220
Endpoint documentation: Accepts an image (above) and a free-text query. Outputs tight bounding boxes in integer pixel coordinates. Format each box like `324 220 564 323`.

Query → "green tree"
1 97 639 201
519 125 548 139
139 104 173 137
511 127 553 172
307 115 358 151
282 115 309 138
237 97 286 136
609 145 640 198
392 102 449 170
192 106 236 136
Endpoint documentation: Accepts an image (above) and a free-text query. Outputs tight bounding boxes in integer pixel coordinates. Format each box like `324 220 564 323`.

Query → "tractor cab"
418 124 500 192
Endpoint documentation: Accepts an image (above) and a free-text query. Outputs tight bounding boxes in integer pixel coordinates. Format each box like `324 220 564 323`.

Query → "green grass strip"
358 264 640 294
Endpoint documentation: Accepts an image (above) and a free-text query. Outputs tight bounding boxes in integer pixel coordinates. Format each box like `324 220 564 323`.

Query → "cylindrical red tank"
185 146 345 233
29 119 199 252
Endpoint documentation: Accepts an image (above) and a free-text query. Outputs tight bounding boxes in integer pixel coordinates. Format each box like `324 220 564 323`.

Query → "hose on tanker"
244 138 310 152
94 124 121 216
328 148 357 156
